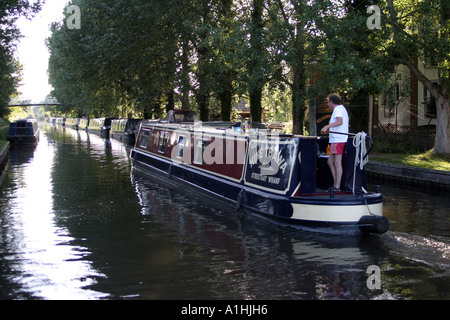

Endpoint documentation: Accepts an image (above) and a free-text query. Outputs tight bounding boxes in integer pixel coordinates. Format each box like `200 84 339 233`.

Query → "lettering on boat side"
248 140 287 176
245 139 295 191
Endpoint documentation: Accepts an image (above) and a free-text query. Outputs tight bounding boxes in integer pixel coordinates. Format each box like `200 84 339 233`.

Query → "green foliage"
0 118 10 142
0 0 43 118
46 0 449 152
263 84 292 122
50 0 390 123
381 0 450 153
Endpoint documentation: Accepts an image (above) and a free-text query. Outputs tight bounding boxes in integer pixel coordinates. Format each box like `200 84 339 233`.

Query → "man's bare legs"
327 154 343 190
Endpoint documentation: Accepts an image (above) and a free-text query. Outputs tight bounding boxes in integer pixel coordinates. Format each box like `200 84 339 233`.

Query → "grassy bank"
371 150 450 172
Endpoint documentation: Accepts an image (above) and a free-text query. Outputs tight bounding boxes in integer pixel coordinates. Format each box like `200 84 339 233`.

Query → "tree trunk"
196 44 210 122
433 93 450 154
219 77 233 121
250 87 262 123
248 0 264 124
197 87 210 122
291 21 306 135
180 38 191 110
292 67 305 135
403 59 450 154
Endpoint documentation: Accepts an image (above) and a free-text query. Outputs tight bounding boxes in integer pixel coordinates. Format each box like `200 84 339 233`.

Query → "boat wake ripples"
380 231 450 271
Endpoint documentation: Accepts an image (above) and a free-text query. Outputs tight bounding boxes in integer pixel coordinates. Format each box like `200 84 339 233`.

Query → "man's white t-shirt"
329 105 349 143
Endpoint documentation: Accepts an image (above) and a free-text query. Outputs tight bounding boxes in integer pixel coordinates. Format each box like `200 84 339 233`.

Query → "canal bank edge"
365 160 450 192
0 141 10 183
0 141 9 166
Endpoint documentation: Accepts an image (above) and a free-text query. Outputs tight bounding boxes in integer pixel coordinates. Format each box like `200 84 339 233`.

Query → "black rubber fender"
358 215 390 234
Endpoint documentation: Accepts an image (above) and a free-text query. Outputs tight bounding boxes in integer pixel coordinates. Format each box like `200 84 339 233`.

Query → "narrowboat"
7 119 40 145
130 114 389 235
110 119 143 143
88 118 115 137
55 117 65 126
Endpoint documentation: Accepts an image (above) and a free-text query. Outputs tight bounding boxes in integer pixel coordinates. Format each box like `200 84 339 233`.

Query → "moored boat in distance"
88 118 115 138
7 119 40 145
78 118 89 131
55 117 65 126
59 116 142 142
110 119 143 144
65 118 79 130
130 110 390 235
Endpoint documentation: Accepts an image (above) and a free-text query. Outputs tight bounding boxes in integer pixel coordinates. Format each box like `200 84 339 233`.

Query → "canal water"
0 124 448 300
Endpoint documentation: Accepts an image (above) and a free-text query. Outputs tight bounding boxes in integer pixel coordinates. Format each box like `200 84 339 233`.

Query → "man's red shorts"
330 143 345 155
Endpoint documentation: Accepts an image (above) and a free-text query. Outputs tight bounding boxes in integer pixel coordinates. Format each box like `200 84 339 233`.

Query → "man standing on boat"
320 94 349 191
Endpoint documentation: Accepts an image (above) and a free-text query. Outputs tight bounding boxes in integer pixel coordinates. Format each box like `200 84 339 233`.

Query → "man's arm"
320 117 343 134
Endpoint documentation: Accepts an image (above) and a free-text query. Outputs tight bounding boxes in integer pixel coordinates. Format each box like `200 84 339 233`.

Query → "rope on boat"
352 132 369 195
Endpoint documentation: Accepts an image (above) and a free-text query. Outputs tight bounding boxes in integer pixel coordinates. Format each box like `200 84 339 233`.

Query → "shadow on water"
111 171 391 300
127 170 450 300
0 124 449 300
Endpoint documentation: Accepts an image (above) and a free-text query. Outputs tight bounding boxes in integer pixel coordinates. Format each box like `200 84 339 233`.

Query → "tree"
48 0 450 153
383 0 450 154
247 0 266 123
0 0 43 117
0 51 22 118
305 0 396 136
267 0 310 134
48 0 181 118
211 0 238 121
308 0 449 154
195 0 240 121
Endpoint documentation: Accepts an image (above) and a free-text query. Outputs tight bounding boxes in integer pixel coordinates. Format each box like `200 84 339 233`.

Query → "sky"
15 0 69 102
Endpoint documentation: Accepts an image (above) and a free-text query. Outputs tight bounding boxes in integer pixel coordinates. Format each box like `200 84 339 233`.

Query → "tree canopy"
0 0 43 118
46 0 450 153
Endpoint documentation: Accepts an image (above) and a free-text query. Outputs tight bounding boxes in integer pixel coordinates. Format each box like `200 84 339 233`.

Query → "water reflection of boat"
7 119 40 145
131 171 390 299
130 110 390 236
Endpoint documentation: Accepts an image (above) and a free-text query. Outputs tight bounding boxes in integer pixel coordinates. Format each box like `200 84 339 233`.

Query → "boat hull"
131 143 388 235
7 133 39 145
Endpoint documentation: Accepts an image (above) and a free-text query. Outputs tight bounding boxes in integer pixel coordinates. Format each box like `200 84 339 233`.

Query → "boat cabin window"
176 135 186 158
194 138 209 165
158 131 169 153
140 129 151 148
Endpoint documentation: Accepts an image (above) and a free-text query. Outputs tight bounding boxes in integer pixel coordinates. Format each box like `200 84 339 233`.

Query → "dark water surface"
0 124 449 300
